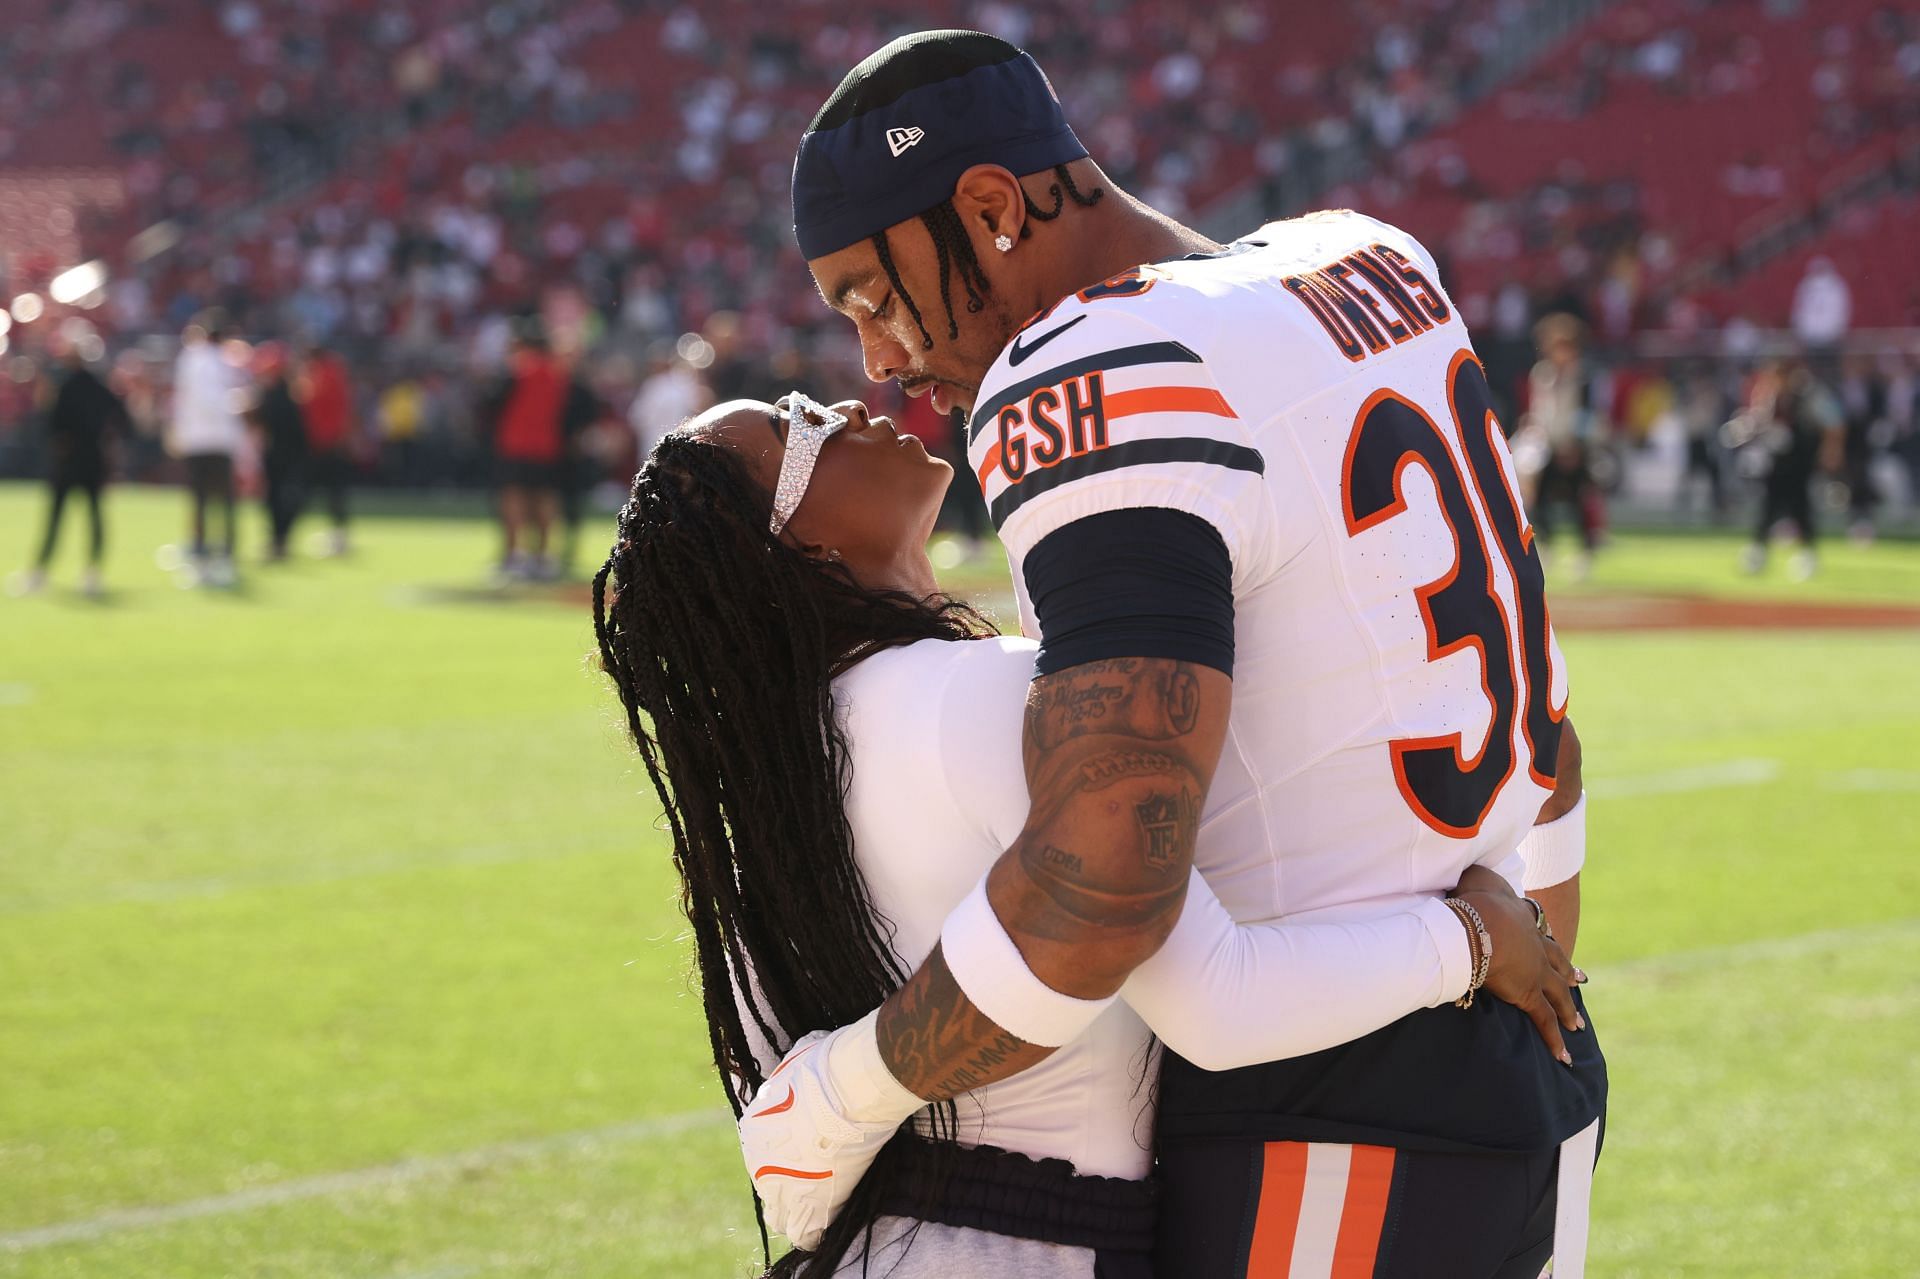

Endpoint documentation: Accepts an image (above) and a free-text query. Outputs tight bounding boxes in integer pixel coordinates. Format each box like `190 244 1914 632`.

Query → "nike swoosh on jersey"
1007 314 1086 366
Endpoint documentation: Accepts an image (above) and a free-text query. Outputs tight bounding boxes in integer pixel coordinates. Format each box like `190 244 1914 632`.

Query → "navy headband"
792 30 1088 261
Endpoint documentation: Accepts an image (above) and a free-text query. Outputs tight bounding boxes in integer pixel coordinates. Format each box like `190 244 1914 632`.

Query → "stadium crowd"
2 0 1918 565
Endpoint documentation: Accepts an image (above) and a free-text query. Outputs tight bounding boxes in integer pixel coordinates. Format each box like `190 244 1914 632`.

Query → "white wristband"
939 878 1117 1049
1520 791 1587 891
824 1008 926 1124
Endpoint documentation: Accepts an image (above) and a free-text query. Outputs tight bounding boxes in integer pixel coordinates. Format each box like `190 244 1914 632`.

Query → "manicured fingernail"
1559 1051 1573 1066
1575 1014 1586 1031
1574 968 1589 984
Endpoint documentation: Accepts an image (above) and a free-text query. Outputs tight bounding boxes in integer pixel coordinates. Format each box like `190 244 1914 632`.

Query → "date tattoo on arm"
875 656 1231 1100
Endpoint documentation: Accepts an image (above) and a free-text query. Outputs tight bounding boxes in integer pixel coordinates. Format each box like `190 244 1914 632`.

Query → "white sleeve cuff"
1413 895 1474 1006
940 878 1117 1049
1520 791 1587 891
824 1008 926 1124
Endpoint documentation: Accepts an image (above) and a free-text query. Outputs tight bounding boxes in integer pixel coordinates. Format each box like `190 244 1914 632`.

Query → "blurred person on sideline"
303 343 356 556
1730 358 1845 580
169 315 249 587
627 340 712 466
1676 365 1729 521
1836 353 1886 542
1520 314 1606 578
13 341 129 597
376 374 427 488
557 363 606 579
486 325 568 581
247 343 308 562
1790 257 1851 355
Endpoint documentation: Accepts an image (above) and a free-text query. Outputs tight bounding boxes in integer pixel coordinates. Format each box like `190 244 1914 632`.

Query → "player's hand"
1454 865 1585 1065
737 1018 919 1250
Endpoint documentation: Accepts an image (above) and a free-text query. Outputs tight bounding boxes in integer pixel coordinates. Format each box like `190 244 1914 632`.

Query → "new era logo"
886 126 925 157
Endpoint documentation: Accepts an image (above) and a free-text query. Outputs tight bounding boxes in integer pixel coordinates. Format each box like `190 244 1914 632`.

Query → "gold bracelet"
1444 897 1493 1008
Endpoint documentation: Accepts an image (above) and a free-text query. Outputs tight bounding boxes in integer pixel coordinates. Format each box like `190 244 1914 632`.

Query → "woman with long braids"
593 393 1582 1278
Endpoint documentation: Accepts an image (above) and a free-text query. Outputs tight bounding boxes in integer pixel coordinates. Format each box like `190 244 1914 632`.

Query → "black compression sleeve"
1023 507 1235 678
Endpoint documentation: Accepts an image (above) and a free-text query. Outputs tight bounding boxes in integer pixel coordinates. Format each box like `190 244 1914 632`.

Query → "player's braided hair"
592 432 994 1276
875 162 1105 350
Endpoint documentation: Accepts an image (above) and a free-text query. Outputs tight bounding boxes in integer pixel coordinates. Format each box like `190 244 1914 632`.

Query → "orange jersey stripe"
976 441 1004 489
1247 1141 1310 1275
1329 1144 1397 1278
1104 385 1237 420
752 1165 832 1181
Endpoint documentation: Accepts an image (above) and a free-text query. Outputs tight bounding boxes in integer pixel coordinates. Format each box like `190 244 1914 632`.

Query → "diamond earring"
994 234 1014 253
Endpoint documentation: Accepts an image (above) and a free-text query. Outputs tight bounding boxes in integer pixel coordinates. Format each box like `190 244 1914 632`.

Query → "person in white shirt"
748 30 1602 1279
592 394 1583 1277
626 345 712 465
1791 256 1851 351
169 316 251 584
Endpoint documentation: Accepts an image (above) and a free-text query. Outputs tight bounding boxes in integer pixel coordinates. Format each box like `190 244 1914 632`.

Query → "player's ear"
952 165 1026 253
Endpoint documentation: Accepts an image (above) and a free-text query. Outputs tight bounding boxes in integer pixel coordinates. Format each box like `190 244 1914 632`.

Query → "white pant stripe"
1550 1118 1602 1278
1289 1142 1353 1279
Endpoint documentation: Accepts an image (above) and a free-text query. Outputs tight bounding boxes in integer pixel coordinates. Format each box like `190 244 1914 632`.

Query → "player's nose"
859 329 909 385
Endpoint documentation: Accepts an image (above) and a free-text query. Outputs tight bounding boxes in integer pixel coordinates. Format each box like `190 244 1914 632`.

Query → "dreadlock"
1021 161 1106 226
592 434 995 1277
872 162 1105 349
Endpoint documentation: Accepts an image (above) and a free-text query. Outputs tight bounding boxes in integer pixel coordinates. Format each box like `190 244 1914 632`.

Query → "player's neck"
1026 183 1221 316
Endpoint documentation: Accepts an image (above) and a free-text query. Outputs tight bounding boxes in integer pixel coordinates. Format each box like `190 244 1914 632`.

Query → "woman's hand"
1454 864 1586 1064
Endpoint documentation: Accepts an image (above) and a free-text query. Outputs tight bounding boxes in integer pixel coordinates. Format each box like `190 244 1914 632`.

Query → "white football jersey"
966 210 1571 927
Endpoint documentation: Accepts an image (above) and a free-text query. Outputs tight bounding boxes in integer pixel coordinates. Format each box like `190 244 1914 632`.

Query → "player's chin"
929 381 975 417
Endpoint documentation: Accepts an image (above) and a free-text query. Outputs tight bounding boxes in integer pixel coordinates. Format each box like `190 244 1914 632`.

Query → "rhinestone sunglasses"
768 391 850 535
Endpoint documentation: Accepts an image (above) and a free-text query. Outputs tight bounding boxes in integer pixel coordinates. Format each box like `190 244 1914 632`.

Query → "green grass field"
3 483 1916 1278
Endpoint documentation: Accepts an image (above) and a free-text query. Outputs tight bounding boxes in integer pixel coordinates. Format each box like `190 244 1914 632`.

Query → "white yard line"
0 1110 729 1254
1607 917 1919 977
1584 758 1783 798
0 844 610 916
9 918 1917 1254
9 759 1890 917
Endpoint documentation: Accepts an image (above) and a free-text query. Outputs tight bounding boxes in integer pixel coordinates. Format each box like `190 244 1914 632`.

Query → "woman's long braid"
874 164 1105 349
593 436 993 1277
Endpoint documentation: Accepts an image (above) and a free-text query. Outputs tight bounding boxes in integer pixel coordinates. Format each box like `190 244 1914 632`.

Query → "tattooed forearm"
1078 750 1180 790
1026 659 1202 752
876 942 1055 1100
1039 844 1084 873
1135 787 1201 871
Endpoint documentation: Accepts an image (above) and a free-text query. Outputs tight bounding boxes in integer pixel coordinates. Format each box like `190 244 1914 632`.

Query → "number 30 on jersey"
1342 351 1566 839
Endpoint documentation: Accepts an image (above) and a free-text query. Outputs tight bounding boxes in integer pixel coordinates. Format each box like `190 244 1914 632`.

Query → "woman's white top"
781 635 1475 1180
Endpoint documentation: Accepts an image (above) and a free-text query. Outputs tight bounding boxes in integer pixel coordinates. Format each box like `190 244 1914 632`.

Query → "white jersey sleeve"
965 293 1274 608
1121 876 1473 1072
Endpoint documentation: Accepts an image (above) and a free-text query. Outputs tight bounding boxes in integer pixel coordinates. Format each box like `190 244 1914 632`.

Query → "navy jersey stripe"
989 437 1265 527
968 341 1203 444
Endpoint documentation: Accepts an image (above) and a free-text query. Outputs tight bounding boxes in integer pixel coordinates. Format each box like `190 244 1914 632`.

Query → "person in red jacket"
489 328 568 580
302 344 356 556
